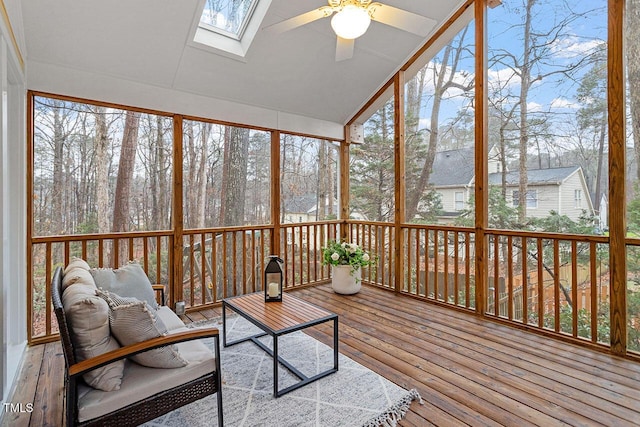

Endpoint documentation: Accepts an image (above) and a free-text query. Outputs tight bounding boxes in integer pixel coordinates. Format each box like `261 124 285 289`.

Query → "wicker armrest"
69 327 220 378
152 284 166 306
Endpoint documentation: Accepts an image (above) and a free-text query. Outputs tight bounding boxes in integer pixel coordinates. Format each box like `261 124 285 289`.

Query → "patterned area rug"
144 315 421 427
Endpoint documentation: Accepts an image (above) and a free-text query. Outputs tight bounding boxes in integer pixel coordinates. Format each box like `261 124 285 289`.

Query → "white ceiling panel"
20 0 465 125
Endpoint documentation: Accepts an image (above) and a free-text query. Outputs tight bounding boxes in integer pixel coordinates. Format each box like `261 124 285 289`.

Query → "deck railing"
30 231 174 342
30 221 635 354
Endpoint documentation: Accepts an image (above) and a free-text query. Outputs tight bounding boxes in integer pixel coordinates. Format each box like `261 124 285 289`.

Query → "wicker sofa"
51 262 223 427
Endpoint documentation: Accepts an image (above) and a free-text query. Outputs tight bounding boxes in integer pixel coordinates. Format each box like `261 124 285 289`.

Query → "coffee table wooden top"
223 292 336 333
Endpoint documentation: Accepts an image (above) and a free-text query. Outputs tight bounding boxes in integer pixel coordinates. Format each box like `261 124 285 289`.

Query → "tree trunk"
628 0 640 181
196 123 210 227
52 105 64 235
219 126 250 226
517 0 535 223
157 116 169 230
405 44 453 219
94 106 110 233
112 111 140 232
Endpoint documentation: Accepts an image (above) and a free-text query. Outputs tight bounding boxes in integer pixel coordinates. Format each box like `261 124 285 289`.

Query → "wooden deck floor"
4 284 640 426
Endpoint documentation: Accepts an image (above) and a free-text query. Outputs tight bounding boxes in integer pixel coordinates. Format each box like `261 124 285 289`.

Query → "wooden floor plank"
28 342 64 427
301 286 638 424
0 344 44 427
8 284 640 427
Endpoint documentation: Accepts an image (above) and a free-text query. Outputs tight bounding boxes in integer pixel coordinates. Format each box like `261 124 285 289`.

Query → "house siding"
559 173 592 221
438 187 470 213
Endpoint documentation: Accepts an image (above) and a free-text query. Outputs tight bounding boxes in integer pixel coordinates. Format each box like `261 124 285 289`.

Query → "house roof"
17 0 466 131
488 166 580 186
283 194 318 214
429 147 476 187
430 146 582 188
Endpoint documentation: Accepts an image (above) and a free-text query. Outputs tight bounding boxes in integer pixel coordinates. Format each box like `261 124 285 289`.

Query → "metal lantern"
264 255 284 302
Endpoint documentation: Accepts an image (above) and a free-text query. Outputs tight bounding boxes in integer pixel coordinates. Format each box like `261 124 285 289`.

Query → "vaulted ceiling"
17 0 464 128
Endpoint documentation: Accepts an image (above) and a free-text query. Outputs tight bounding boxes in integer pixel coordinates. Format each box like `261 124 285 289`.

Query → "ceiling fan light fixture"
330 5 371 39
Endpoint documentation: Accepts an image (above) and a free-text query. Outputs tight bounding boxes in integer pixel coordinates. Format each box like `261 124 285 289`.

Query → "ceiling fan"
264 0 437 62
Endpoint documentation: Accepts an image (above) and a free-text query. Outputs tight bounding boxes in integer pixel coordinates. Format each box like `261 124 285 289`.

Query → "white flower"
331 252 340 261
362 253 370 262
341 242 347 249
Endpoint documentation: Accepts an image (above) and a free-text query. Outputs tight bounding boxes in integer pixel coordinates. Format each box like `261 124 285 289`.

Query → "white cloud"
551 36 602 59
527 101 543 112
550 97 579 109
488 68 521 91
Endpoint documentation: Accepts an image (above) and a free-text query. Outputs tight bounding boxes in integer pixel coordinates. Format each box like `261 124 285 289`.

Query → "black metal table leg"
273 336 279 397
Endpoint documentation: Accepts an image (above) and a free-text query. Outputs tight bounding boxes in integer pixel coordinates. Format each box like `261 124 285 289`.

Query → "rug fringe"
362 389 423 427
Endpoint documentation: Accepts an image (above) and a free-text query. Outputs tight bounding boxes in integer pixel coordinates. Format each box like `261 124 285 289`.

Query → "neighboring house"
428 147 595 224
283 194 322 224
282 194 366 248
598 194 608 231
283 193 366 223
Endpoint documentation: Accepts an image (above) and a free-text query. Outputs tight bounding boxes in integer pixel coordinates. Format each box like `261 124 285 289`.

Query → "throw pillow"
63 257 91 275
90 261 159 309
62 267 96 291
62 285 124 391
96 289 188 369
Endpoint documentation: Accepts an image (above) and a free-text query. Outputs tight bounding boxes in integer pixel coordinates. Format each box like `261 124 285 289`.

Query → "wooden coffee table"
222 292 339 397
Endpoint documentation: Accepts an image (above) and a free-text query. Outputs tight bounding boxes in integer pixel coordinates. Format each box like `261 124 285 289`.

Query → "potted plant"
322 240 375 294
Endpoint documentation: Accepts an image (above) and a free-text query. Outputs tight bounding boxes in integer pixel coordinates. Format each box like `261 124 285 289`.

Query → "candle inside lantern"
268 282 279 298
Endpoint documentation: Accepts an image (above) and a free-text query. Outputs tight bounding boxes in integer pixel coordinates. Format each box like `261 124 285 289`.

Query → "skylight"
192 0 270 59
199 0 259 40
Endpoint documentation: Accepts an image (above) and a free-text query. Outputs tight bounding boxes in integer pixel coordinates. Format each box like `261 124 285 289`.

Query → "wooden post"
340 128 350 241
474 0 488 315
26 91 34 344
394 72 406 293
271 131 281 255
607 0 626 355
172 115 184 310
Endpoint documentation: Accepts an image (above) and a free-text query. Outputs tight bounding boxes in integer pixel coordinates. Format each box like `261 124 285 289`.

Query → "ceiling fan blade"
369 4 437 37
264 7 333 34
335 37 355 62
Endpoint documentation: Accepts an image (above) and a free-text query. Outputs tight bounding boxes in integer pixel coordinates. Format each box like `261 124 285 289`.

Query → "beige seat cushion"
156 306 187 332
62 283 124 391
76 333 215 423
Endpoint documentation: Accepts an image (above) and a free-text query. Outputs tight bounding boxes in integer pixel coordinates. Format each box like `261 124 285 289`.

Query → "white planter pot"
331 265 361 295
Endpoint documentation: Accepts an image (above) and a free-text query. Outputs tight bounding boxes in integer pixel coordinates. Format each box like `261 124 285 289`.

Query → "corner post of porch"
607 0 627 356
271 130 281 256
474 0 488 314
340 128 350 242
394 71 406 293
171 114 184 310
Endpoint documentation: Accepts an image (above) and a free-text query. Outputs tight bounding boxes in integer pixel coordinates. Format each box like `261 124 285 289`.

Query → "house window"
575 189 582 208
512 190 537 209
454 192 464 211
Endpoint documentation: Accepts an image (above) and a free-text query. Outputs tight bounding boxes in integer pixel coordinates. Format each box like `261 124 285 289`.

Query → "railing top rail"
183 224 274 235
485 228 609 243
625 237 640 246
32 230 174 243
401 223 475 233
280 220 342 228
346 220 394 227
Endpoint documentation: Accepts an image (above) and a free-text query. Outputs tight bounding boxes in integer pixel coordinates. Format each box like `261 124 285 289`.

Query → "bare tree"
219 126 250 226
628 0 640 181
112 111 140 232
405 25 473 220
93 106 110 233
